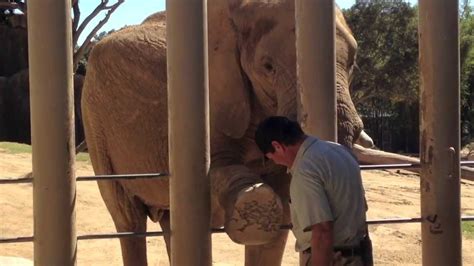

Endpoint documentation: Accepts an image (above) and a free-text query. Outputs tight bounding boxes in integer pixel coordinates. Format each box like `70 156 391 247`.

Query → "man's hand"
310 221 334 266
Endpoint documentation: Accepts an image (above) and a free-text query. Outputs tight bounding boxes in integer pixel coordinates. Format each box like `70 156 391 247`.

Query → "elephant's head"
209 0 364 147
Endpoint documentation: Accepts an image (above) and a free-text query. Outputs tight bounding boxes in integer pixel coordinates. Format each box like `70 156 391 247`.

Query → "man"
255 116 373 266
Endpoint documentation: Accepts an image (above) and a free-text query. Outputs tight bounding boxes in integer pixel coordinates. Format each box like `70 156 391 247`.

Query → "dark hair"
255 116 305 154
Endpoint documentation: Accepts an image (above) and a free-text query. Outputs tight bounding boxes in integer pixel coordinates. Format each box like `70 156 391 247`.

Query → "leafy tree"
345 0 419 106
460 0 474 144
344 0 419 152
345 0 474 151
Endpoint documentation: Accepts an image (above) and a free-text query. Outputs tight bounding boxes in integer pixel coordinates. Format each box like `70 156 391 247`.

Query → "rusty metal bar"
0 177 33 184
76 173 168 181
2 216 473 244
2 161 474 185
28 0 76 264
0 236 34 244
77 231 165 240
361 161 474 170
166 0 211 265
419 0 461 265
0 173 168 184
295 0 337 141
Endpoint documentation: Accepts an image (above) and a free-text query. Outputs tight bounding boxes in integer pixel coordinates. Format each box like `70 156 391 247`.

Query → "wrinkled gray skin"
82 1 364 265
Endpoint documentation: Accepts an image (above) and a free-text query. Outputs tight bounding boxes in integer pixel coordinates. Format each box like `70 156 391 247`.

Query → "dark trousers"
299 251 364 266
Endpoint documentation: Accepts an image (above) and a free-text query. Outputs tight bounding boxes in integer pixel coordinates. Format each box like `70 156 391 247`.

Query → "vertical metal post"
28 0 76 265
419 1 461 265
166 0 211 265
295 0 337 141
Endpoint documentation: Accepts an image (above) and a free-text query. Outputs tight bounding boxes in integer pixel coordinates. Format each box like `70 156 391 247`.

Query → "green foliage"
344 0 420 152
93 29 117 43
463 221 474 239
344 0 474 151
345 0 419 106
460 0 474 144
0 142 90 162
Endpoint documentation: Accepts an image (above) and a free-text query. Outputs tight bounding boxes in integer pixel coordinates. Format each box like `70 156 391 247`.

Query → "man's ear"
271 141 283 152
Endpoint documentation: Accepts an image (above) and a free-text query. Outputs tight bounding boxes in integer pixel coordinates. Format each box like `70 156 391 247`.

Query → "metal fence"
1 161 473 245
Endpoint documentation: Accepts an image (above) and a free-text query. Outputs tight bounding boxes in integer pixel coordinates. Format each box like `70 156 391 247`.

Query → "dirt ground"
0 147 473 265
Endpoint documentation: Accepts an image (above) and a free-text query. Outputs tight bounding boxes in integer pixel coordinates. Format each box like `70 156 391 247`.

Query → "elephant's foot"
225 183 284 245
244 228 289 266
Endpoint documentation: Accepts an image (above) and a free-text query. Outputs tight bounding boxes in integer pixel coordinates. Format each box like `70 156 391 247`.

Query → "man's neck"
287 135 308 168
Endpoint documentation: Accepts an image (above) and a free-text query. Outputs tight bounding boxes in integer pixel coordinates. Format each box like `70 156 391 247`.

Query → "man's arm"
310 221 334 266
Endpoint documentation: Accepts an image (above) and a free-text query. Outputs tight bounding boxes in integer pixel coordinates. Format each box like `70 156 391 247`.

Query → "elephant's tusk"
355 130 374 148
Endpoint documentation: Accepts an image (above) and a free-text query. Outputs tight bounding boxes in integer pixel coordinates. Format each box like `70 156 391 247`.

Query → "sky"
78 0 417 44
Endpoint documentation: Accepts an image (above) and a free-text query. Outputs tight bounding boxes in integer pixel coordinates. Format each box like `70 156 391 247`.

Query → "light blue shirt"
289 136 367 252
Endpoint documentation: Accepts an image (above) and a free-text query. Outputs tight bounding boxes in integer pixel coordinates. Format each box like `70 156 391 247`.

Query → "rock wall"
0 14 28 77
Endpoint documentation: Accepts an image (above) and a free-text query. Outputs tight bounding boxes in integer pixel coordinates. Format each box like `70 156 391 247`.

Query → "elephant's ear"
208 0 250 139
335 7 358 67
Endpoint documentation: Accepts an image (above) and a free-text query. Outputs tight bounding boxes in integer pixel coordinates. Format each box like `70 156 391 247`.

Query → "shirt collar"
289 136 318 174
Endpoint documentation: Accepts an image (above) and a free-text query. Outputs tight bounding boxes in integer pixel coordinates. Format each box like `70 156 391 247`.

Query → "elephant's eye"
263 62 274 73
261 56 276 75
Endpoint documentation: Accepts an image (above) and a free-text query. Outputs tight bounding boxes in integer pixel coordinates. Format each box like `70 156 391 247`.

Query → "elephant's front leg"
244 171 291 266
244 228 289 266
97 181 148 266
210 165 284 245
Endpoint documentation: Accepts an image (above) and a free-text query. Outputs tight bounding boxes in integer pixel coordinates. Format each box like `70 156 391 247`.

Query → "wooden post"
419 1 461 265
295 0 337 141
166 0 211 265
28 0 76 265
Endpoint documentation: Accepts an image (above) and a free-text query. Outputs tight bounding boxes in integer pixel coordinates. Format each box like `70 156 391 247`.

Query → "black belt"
303 246 362 257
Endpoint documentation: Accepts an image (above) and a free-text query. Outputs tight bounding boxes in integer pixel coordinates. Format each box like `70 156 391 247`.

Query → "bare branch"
75 0 124 46
76 141 88 153
72 1 81 45
73 0 124 70
75 1 107 41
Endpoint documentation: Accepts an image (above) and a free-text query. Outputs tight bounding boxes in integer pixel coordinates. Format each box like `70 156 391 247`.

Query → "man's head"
255 116 306 167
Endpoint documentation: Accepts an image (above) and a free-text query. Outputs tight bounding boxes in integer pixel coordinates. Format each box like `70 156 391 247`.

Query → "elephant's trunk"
336 62 364 148
276 80 297 121
335 21 364 148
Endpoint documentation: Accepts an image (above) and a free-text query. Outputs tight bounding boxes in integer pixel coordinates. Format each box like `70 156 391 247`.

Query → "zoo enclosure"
0 0 470 266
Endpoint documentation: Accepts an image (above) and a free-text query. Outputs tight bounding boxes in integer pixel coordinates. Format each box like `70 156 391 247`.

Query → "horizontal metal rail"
77 231 165 240
359 160 474 170
0 177 33 184
76 173 168 182
2 216 473 244
0 172 169 184
0 236 33 244
0 161 473 185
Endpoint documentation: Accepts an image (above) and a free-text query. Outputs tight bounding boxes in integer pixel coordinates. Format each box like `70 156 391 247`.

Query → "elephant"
0 69 85 145
0 14 28 77
81 1 366 265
